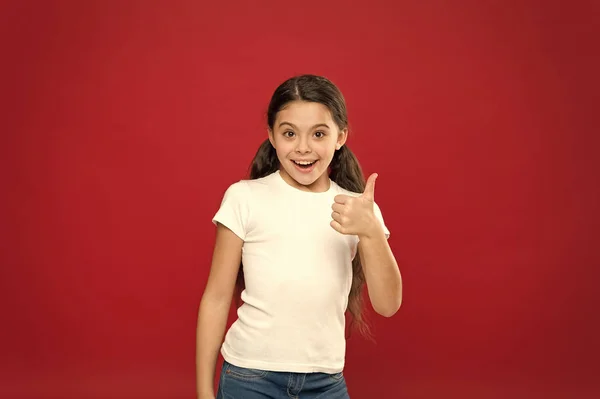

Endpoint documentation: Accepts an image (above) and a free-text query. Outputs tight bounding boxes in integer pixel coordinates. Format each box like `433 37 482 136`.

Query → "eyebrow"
278 122 331 130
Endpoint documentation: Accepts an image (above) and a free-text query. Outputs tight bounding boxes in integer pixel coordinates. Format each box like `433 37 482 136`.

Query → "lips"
291 159 318 173
292 160 317 166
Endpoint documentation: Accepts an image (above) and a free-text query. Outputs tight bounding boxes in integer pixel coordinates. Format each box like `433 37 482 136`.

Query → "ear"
336 128 348 149
268 128 275 147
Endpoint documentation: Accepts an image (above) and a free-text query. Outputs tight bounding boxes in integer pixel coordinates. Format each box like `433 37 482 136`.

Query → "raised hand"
330 173 380 237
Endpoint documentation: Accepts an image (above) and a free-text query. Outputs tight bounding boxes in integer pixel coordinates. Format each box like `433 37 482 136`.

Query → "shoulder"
245 172 278 190
242 172 283 199
221 179 250 197
220 172 279 199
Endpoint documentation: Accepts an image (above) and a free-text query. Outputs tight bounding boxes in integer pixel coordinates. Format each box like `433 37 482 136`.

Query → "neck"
279 168 331 193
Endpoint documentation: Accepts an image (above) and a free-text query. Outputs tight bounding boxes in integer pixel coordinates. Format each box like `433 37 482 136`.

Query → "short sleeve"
373 201 390 239
212 181 250 240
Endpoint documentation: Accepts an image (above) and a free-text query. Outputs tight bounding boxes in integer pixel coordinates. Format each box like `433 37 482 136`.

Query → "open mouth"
293 160 317 168
292 160 318 172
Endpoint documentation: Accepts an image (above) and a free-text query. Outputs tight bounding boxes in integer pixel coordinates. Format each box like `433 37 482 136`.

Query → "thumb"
362 173 378 200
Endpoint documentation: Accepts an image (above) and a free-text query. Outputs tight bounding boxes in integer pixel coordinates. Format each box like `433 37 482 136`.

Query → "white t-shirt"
211 170 390 374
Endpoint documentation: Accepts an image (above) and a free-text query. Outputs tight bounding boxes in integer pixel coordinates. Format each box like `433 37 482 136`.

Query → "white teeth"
294 160 315 165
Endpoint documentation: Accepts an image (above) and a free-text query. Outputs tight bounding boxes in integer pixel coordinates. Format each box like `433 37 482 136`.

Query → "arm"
196 223 243 398
330 174 402 317
358 224 402 317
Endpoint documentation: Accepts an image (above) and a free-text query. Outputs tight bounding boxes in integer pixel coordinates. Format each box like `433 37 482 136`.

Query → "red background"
1 1 598 398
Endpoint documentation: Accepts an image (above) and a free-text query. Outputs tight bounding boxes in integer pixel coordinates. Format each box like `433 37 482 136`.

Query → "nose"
295 136 311 154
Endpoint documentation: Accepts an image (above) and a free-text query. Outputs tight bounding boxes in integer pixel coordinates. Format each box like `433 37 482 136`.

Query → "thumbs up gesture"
330 173 380 238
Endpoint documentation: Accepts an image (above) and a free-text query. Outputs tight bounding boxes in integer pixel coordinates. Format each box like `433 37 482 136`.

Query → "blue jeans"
217 360 350 398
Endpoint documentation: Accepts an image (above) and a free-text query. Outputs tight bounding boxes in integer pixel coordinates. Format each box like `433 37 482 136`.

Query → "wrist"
358 220 385 241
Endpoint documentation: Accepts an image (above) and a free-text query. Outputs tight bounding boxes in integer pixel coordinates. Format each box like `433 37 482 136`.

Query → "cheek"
273 142 292 156
317 144 337 160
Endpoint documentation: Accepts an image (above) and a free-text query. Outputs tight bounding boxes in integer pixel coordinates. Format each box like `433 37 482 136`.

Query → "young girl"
196 75 402 399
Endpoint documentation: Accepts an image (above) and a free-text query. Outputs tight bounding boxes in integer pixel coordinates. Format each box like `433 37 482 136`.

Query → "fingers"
330 219 345 234
334 194 351 204
331 203 344 214
331 211 344 225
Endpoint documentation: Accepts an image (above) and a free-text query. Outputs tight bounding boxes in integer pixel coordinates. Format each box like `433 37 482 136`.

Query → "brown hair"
237 75 372 339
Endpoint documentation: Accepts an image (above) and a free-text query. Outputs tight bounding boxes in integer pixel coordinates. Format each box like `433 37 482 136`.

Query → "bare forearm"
358 225 402 317
196 297 230 397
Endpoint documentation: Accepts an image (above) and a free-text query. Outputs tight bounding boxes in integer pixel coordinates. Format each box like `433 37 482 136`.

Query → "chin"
284 165 319 186
296 175 319 186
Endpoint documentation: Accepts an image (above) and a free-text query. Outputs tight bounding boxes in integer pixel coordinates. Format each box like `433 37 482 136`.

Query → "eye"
314 131 326 138
283 131 295 138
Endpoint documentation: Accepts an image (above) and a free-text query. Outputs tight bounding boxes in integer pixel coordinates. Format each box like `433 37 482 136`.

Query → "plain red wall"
1 1 598 398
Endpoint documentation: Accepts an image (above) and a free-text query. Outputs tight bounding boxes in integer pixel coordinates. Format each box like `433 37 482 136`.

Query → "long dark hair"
237 75 372 339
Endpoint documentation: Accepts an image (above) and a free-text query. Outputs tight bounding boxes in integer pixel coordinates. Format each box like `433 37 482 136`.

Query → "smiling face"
268 101 348 192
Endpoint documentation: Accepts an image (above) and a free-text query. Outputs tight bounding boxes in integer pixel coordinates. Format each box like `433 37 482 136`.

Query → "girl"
196 75 402 399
